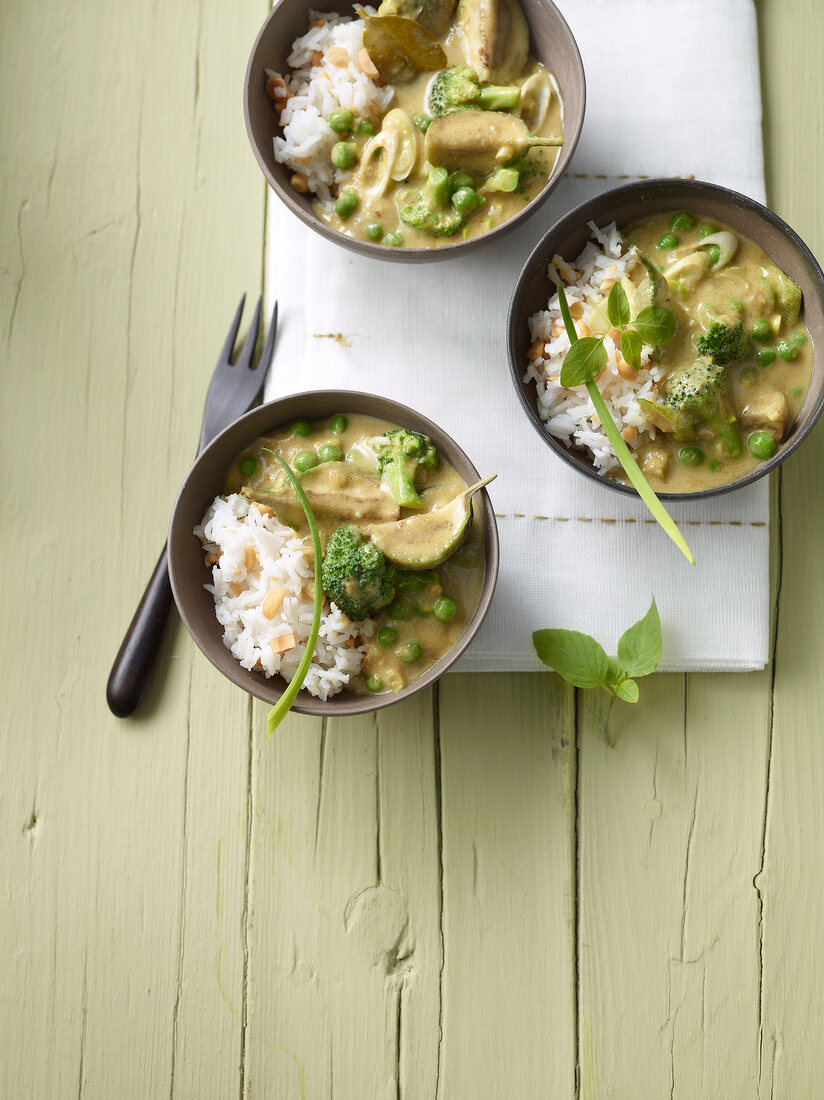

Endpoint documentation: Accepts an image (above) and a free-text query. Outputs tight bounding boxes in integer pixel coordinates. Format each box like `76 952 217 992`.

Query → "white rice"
269 9 394 205
524 221 665 474
195 494 370 700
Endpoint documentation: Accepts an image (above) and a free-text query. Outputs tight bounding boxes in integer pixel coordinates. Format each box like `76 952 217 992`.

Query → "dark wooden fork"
106 295 278 718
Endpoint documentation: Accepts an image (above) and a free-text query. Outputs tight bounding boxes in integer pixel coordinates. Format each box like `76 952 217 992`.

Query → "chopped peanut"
229 582 244 596
311 49 324 67
244 545 258 572
622 424 637 442
358 48 379 79
616 355 637 380
326 45 349 66
568 300 584 320
290 174 310 194
527 340 545 360
262 587 287 620
601 278 616 292
270 632 297 654
551 324 562 338
206 552 219 565
309 17 327 28
577 321 591 339
265 74 289 110
608 327 622 343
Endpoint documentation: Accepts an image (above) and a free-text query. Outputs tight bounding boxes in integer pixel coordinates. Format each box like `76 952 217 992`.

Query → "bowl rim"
507 176 824 500
242 0 586 264
168 391 500 716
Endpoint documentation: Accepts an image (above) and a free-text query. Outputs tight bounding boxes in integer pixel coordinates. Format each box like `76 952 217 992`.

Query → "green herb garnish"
263 451 323 737
557 285 694 565
533 598 662 745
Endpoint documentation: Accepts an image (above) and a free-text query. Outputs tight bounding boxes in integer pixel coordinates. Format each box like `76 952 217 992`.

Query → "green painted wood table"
2 1 823 1096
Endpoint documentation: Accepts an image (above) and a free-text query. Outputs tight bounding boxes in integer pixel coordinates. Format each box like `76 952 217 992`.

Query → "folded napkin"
264 0 768 672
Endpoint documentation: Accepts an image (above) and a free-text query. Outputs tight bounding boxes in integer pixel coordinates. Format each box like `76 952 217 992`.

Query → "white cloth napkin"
264 0 768 672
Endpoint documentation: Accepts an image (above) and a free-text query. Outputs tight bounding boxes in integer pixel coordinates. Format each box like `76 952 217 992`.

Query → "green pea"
793 331 807 346
366 674 384 693
238 455 257 477
330 414 348 434
793 385 804 398
729 298 744 314
752 318 772 342
699 223 719 238
389 599 410 620
777 339 799 361
739 366 757 387
365 223 383 242
448 171 474 192
756 347 777 367
334 190 359 218
355 118 375 137
327 108 354 133
707 458 720 472
706 244 721 265
678 446 704 468
451 186 481 214
748 431 778 460
290 420 313 438
657 232 679 250
413 113 432 132
415 598 434 617
293 449 319 472
383 231 404 247
669 211 696 232
433 596 457 623
377 626 398 647
331 141 358 170
398 640 423 665
318 442 343 463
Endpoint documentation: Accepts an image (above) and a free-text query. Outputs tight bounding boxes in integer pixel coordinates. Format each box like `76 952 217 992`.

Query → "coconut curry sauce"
225 413 486 694
616 212 812 493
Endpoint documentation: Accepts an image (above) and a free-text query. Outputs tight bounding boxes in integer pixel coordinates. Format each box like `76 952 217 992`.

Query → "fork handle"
106 546 174 718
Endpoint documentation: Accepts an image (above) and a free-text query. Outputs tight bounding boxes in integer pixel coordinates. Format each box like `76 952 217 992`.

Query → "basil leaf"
616 598 662 679
613 677 639 703
532 629 609 689
559 336 607 387
620 328 643 369
607 282 630 327
631 305 676 346
605 657 623 688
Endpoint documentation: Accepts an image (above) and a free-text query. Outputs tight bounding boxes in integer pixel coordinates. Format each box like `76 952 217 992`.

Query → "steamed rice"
195 494 370 700
524 221 665 474
269 9 393 205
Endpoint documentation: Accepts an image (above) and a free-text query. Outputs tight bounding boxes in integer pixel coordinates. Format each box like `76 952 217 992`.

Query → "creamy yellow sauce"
226 413 485 694
307 23 562 248
614 212 812 493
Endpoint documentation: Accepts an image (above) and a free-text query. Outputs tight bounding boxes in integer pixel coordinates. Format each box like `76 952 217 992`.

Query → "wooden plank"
755 2 824 1095
243 691 442 1098
0 0 265 1095
437 673 577 1097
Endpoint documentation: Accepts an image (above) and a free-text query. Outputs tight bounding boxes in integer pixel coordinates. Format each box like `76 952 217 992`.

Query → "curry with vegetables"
226 413 490 694
617 212 811 492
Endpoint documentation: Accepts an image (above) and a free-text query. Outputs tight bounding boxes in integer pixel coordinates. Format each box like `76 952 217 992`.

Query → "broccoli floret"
374 428 439 509
398 167 464 238
428 65 521 118
663 360 742 457
695 321 749 365
320 526 396 621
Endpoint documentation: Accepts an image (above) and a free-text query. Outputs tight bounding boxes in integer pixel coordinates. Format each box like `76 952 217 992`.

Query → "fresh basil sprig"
262 451 323 737
556 285 694 565
533 598 662 744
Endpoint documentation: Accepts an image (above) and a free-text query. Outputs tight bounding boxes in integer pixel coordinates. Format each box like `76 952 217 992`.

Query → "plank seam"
433 683 444 1100
168 663 193 1100
238 694 254 1100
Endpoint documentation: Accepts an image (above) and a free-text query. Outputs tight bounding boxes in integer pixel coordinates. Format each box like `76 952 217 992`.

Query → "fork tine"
257 300 279 376
235 295 263 371
218 294 246 366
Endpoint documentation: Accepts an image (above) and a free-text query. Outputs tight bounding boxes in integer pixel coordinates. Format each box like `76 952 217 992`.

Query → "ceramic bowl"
508 177 824 499
243 0 585 264
168 391 499 715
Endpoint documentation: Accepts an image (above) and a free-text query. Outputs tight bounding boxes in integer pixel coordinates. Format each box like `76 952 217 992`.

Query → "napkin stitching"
495 514 767 527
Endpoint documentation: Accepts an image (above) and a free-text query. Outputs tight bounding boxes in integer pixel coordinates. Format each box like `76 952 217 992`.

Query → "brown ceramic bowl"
168 391 499 716
508 178 824 498
243 0 585 264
